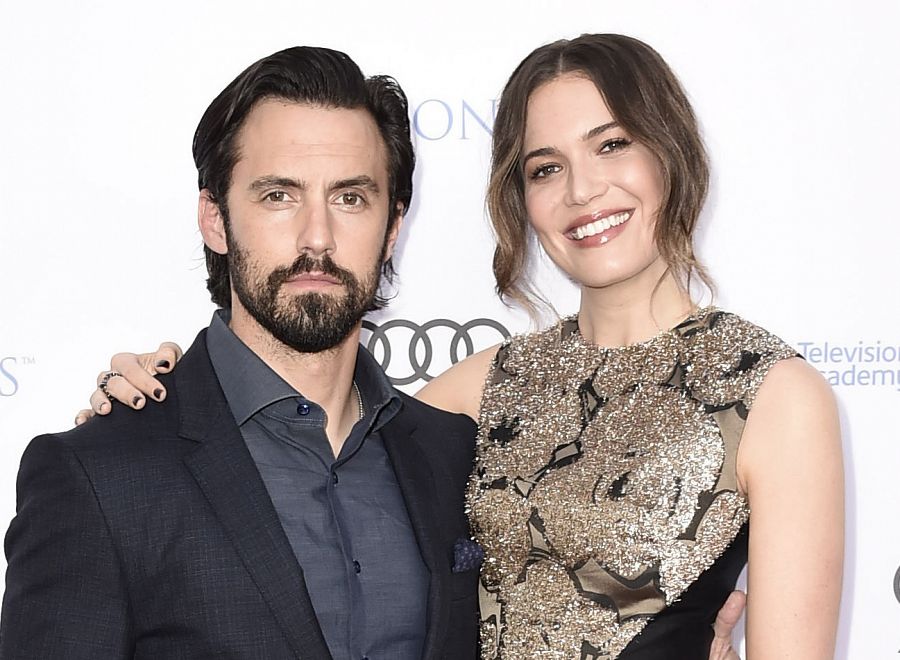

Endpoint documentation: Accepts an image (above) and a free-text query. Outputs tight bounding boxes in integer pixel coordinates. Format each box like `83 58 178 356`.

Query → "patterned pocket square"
452 537 484 573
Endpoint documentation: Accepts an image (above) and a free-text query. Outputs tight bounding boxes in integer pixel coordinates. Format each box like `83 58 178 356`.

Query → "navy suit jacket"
0 331 479 659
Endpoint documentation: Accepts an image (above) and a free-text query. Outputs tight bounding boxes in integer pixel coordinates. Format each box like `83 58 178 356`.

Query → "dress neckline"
564 305 717 353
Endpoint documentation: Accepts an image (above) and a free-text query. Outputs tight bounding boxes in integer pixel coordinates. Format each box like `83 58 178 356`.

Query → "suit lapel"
381 409 451 660
175 335 332 660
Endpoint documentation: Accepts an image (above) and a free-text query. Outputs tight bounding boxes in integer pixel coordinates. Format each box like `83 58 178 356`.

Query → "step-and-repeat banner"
1 1 897 656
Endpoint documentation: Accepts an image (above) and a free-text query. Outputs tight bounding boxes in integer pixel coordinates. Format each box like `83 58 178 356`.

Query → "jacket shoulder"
49 369 181 454
396 390 477 439
52 329 221 457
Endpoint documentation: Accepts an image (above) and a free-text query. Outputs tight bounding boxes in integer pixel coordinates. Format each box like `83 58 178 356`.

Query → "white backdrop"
1 1 898 656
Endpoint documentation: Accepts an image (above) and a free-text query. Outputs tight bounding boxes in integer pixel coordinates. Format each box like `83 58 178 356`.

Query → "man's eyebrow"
330 175 380 193
248 175 305 192
521 121 621 168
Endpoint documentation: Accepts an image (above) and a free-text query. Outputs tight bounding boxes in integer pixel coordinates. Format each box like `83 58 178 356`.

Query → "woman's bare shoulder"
750 356 836 423
738 356 841 492
414 343 502 421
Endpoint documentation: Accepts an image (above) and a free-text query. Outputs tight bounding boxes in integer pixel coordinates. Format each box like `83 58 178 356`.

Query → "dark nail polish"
156 360 170 369
153 388 164 400
132 396 143 407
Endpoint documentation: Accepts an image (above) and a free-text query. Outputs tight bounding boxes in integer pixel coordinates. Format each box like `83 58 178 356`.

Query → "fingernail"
156 360 170 369
153 388 164 400
132 396 143 407
98 402 108 412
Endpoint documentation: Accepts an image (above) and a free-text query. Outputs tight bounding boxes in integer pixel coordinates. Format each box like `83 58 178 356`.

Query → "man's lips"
284 271 343 286
565 209 633 241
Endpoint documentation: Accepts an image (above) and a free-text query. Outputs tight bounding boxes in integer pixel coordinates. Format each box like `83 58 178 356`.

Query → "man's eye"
340 192 363 206
265 191 287 203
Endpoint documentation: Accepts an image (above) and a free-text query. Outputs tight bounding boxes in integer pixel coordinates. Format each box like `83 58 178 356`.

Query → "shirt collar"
206 309 400 427
353 334 402 430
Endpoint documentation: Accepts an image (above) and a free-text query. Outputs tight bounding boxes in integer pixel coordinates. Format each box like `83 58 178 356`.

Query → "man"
0 47 478 659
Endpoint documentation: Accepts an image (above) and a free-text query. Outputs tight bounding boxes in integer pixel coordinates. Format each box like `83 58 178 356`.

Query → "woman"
82 34 842 658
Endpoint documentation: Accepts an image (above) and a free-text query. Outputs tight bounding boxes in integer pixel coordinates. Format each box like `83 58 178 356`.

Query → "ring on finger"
98 371 124 402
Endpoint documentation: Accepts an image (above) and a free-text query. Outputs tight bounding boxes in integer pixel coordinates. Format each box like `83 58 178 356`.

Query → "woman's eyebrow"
581 121 620 142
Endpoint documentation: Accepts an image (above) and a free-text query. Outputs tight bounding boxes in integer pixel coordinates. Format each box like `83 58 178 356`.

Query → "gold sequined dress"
468 308 797 659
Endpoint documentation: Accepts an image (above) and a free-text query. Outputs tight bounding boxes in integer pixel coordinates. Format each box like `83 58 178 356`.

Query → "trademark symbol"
20 356 35 365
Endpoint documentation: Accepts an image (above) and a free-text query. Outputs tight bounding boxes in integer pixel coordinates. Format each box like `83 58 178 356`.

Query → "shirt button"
353 560 361 574
296 402 311 416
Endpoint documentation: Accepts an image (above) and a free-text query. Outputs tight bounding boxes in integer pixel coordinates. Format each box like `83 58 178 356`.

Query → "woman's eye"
599 138 632 153
529 163 561 180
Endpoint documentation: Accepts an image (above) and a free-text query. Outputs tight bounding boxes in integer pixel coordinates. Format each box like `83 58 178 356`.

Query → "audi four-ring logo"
361 318 511 386
895 565 900 604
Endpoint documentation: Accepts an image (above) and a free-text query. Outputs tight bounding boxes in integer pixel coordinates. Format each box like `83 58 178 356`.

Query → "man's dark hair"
193 46 414 309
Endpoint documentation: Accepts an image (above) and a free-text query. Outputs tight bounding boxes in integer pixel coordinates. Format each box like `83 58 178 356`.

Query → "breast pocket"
449 565 480 602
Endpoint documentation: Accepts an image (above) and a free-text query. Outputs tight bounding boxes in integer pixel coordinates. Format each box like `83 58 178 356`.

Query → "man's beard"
229 244 381 354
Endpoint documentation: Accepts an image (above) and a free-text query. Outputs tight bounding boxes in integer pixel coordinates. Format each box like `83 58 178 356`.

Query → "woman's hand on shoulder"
738 357 843 658
74 342 184 426
414 343 501 421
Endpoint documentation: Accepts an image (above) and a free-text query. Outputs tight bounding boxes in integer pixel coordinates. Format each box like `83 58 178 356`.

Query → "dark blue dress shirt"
206 311 428 660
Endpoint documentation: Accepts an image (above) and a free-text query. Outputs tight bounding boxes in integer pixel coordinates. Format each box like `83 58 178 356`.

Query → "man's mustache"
268 254 356 289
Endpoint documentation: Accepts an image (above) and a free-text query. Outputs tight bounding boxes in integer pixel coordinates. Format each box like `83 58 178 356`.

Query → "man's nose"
296 201 337 257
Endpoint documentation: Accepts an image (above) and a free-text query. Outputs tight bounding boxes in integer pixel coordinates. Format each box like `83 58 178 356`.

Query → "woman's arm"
75 340 496 425
737 358 844 658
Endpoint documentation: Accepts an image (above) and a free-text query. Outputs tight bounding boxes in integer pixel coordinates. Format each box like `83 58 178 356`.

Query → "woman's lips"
566 209 633 245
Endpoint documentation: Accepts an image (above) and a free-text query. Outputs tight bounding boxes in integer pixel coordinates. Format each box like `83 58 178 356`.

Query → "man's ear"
382 203 405 262
198 190 228 254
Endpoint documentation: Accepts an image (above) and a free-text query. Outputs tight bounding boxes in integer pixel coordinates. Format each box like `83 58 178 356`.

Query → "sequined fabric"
468 309 797 659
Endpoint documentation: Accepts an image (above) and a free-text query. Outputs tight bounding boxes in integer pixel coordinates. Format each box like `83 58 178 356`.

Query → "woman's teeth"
572 211 630 240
